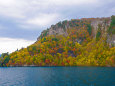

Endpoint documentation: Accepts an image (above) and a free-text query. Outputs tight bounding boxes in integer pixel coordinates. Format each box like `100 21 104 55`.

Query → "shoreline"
1 65 115 67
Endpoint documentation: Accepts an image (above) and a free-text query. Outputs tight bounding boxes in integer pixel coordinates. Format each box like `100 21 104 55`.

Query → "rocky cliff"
37 16 115 46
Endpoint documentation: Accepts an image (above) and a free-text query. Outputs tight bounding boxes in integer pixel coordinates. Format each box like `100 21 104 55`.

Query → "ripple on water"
0 67 115 86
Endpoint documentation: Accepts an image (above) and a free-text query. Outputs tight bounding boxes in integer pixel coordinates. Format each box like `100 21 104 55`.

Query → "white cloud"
0 0 100 29
29 0 98 6
0 0 26 18
18 13 61 30
0 37 35 53
26 13 59 26
0 0 114 30
0 0 16 6
48 0 98 6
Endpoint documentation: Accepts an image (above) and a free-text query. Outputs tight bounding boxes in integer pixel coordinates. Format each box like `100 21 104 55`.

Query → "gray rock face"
107 35 115 47
91 18 115 47
91 18 111 38
48 27 66 35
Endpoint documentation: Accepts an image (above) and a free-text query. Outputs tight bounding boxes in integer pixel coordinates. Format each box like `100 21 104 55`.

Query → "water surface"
0 67 115 86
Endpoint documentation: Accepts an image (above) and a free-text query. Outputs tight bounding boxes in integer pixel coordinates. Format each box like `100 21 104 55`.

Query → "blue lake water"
0 67 115 86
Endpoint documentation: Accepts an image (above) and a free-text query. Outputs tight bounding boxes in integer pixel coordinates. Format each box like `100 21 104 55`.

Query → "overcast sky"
0 0 115 53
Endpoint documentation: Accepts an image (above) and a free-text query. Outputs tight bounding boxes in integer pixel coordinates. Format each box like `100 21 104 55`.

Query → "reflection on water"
0 67 115 86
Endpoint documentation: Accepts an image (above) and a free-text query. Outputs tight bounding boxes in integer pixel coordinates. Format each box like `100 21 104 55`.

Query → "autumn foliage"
0 16 115 67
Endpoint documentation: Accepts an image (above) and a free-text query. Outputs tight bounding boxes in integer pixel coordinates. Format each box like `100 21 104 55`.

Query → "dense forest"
0 16 115 67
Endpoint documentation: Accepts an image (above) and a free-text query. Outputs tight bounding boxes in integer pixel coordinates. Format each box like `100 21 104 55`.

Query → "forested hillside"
0 16 115 67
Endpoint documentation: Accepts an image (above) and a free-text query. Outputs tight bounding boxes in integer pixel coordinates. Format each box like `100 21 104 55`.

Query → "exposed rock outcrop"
37 16 115 47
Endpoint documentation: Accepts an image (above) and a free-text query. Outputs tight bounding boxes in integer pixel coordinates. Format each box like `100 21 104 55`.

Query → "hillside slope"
0 16 115 67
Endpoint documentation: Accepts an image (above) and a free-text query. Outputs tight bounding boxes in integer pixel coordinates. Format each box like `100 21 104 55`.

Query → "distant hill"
0 15 115 67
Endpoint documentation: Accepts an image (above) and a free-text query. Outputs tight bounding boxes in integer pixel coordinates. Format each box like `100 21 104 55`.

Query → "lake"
0 67 115 86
